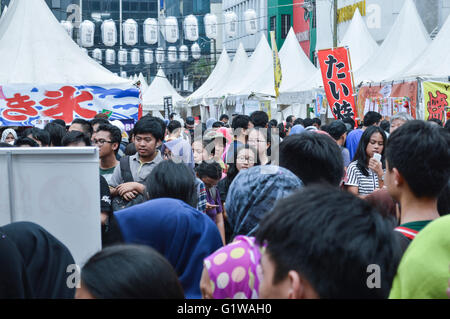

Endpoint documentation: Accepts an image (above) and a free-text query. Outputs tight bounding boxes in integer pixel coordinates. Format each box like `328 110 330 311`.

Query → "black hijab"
0 222 76 298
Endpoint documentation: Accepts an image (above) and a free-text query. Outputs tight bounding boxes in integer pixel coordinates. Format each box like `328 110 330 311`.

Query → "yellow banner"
337 1 366 24
423 81 450 124
270 31 282 98
260 100 272 120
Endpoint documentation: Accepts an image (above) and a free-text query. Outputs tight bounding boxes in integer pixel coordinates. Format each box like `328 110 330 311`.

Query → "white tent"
0 5 8 22
354 0 430 84
395 13 450 79
0 0 129 85
188 49 231 102
142 68 184 111
339 8 378 72
138 72 149 93
209 43 249 98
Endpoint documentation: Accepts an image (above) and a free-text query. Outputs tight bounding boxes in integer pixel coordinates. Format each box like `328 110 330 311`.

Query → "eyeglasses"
91 139 113 146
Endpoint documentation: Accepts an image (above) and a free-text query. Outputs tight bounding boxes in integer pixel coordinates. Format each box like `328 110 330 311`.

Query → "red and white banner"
317 47 357 121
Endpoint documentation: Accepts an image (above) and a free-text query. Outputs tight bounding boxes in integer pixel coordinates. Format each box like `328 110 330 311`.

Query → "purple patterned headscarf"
203 235 264 299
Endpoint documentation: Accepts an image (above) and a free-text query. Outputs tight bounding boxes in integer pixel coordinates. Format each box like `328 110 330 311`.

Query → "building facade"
267 0 293 49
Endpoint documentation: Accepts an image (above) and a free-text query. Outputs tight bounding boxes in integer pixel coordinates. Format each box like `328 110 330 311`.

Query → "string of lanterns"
60 10 259 66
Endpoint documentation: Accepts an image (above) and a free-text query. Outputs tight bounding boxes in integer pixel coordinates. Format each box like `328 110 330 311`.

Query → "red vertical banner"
317 47 357 121
293 0 311 58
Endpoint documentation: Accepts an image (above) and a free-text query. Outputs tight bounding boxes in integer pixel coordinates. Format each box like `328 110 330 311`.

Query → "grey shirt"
108 151 163 187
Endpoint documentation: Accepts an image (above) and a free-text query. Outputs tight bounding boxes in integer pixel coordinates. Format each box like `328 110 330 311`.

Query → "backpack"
111 156 146 211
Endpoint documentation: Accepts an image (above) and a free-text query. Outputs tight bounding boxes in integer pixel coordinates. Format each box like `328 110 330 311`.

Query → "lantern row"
60 10 259 48
83 45 202 65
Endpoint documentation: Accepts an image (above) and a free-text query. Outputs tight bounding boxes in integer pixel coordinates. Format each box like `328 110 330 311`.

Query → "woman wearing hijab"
206 118 218 130
161 137 195 170
1 128 18 145
225 165 303 242
114 198 223 299
200 235 263 299
289 124 305 136
0 221 76 298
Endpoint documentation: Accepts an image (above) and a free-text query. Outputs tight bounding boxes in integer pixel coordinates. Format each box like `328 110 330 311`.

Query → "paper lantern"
123 19 138 46
118 49 128 65
244 9 258 35
191 43 201 60
143 18 158 45
80 20 95 47
155 47 165 64
105 49 116 65
168 46 177 63
164 16 179 43
92 48 102 63
179 45 189 62
204 14 218 40
101 20 117 46
144 49 154 65
184 15 198 42
61 20 73 38
131 49 140 65
224 11 238 38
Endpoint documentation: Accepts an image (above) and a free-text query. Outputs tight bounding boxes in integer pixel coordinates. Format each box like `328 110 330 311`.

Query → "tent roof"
339 8 378 71
354 0 430 84
279 28 320 93
0 0 129 85
395 13 450 79
142 68 184 110
188 49 231 101
138 72 149 93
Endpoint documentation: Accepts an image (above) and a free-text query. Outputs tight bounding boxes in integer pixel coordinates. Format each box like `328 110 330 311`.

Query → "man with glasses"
92 124 122 184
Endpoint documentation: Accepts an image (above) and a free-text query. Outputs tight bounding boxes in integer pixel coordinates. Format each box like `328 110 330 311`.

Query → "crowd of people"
0 110 449 299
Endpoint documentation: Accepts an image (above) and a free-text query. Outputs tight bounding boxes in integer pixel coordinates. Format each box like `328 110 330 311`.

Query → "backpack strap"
119 156 134 183
394 227 419 240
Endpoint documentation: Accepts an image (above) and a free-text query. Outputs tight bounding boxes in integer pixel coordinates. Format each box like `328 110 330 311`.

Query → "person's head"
169 112 177 121
385 120 450 202
92 124 122 157
192 138 213 164
23 127 50 147
15 137 39 147
390 112 413 134
250 111 269 128
90 118 110 133
146 160 197 208
206 118 217 130
427 118 443 127
312 118 321 129
255 185 401 299
277 123 287 139
77 244 184 299
231 115 251 138
437 180 450 216
125 142 137 156
342 117 355 132
293 118 304 127
226 144 259 184
327 120 347 145
269 119 278 128
225 165 303 240
353 126 387 175
69 119 93 138
279 133 344 186
363 111 382 127
44 122 66 147
1 128 17 145
380 120 390 134
167 120 182 136
62 131 91 147
302 118 314 128
248 128 270 162
51 119 66 129
195 161 222 189
212 121 223 128
133 118 163 160
286 115 296 124
219 114 229 124
185 116 195 130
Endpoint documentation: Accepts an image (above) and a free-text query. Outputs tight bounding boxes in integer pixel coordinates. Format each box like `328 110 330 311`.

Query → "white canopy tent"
142 68 184 112
354 0 430 84
0 0 129 86
187 49 231 103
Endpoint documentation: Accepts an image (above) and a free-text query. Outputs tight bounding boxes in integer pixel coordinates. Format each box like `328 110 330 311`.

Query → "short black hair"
212 121 223 128
219 114 229 121
81 244 184 299
62 131 91 146
167 120 182 134
146 160 197 208
52 119 66 128
96 124 122 154
169 112 177 120
71 118 93 137
269 119 278 128
286 115 295 124
23 128 50 146
312 118 322 127
195 161 222 180
342 117 355 131
363 111 382 127
328 120 347 141
279 133 344 186
250 111 269 128
353 126 387 175
255 185 401 299
428 118 443 127
438 180 450 216
386 120 450 198
90 118 110 128
125 142 137 156
380 120 390 133
44 122 66 146
231 115 251 131
293 118 304 126
133 118 164 141
15 137 39 147
303 118 314 128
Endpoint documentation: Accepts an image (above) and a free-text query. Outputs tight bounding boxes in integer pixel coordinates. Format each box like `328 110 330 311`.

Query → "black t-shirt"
99 175 123 247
